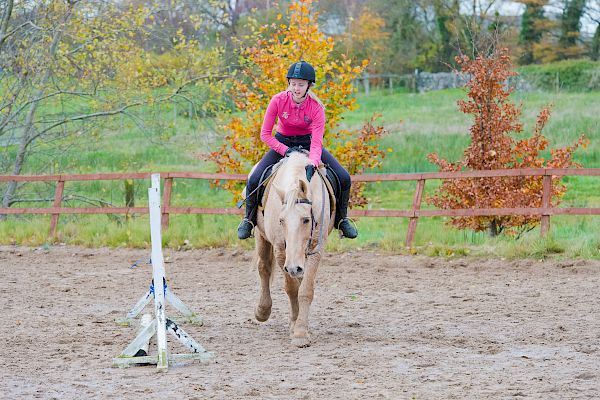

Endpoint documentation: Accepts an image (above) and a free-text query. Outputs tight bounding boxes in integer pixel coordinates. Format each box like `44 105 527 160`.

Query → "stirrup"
337 218 358 239
237 218 255 239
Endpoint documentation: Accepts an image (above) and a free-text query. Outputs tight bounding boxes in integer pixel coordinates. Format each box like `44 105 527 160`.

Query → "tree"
432 0 463 70
586 0 600 59
372 0 433 73
592 20 600 60
210 0 386 206
332 8 389 74
0 1 226 213
517 0 548 64
558 0 587 58
427 47 587 236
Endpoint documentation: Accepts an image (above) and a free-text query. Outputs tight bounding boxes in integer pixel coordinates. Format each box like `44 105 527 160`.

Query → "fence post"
49 179 65 237
388 76 393 94
363 71 370 97
161 177 173 230
124 179 135 222
413 69 419 93
405 179 425 248
540 174 551 236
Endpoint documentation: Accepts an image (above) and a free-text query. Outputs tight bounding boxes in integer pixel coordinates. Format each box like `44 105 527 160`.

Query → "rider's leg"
320 149 357 239
238 150 283 240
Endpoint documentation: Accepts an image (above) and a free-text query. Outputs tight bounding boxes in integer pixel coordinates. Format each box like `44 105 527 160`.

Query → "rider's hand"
305 164 315 182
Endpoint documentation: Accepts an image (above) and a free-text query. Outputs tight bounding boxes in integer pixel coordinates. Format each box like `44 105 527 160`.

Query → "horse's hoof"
291 336 311 348
254 305 271 322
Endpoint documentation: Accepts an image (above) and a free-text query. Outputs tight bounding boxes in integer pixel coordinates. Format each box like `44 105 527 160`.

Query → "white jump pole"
113 174 213 369
149 176 168 370
115 177 201 327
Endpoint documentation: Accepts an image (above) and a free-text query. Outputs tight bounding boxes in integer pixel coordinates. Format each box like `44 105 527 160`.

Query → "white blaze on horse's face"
277 179 314 279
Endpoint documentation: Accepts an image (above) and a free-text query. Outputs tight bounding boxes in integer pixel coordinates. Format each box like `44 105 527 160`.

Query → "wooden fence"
1 168 600 247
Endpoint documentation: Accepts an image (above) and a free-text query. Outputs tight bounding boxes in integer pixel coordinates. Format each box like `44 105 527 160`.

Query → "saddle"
254 162 340 218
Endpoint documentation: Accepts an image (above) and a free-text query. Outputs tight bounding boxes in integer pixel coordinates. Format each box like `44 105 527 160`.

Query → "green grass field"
2 87 600 258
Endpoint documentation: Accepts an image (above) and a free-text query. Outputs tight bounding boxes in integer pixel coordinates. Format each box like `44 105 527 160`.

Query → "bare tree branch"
0 0 14 48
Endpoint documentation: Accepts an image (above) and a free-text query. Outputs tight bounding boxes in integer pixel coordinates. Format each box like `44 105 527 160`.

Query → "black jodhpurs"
247 133 351 196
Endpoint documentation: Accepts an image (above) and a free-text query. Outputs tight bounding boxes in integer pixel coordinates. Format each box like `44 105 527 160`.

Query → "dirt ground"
1 245 600 399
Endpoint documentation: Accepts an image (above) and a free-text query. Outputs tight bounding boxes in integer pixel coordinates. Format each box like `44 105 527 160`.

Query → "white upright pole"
149 174 168 371
113 173 213 368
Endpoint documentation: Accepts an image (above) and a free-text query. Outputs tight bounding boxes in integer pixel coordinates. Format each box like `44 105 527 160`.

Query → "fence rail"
1 168 600 247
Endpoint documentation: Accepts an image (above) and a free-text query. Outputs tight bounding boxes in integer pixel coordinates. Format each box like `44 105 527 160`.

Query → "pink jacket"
260 91 325 166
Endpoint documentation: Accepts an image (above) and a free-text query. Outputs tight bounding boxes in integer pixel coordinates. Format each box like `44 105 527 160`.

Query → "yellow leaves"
212 0 382 206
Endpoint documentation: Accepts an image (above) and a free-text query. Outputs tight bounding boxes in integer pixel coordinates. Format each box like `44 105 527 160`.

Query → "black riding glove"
305 164 315 182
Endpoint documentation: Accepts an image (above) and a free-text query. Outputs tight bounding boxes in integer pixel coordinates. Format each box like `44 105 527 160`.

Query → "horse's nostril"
296 266 303 273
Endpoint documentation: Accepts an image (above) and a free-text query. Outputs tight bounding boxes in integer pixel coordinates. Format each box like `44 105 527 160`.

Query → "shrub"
428 48 588 237
518 59 600 91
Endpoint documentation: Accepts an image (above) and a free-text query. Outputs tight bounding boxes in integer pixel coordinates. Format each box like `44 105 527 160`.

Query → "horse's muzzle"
285 265 304 278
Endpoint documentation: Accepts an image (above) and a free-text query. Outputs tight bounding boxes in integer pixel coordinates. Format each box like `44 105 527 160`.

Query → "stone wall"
414 71 532 92
415 71 469 92
356 71 532 94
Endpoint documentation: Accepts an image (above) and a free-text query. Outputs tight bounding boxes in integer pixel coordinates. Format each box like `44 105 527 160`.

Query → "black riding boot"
237 194 258 240
335 189 358 239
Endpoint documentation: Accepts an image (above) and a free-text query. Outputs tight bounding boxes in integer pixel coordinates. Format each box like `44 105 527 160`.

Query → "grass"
2 87 600 259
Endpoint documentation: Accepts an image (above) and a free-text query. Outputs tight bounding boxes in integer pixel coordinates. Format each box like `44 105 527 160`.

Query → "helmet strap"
303 83 312 98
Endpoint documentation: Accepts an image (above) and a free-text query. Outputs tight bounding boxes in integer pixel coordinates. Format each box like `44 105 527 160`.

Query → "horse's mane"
283 187 301 213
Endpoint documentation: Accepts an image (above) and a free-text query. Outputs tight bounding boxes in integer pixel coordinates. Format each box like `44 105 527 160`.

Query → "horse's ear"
298 179 309 197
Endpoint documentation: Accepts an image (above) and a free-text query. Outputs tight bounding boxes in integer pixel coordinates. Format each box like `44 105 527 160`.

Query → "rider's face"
289 78 310 102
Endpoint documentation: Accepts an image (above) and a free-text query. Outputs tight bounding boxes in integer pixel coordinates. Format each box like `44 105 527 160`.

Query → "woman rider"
237 60 357 240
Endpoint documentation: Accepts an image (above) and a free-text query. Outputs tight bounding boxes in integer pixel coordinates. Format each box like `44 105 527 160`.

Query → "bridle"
282 171 327 257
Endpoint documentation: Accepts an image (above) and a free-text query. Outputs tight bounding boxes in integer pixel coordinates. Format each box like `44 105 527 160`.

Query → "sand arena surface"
2 245 600 399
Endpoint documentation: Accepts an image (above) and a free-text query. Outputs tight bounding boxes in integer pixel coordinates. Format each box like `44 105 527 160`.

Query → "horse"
251 152 334 347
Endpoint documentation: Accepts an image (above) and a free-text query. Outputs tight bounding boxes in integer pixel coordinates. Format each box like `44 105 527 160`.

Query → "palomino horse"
252 152 334 347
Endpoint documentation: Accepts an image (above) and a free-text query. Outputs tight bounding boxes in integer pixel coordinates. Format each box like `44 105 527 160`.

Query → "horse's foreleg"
291 254 321 347
283 274 300 333
255 235 273 322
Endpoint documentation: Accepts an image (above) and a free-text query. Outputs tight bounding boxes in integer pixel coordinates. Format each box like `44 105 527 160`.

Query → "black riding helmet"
286 61 316 83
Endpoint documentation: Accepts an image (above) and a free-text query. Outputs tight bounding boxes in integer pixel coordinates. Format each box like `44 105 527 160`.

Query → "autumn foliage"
210 0 386 206
427 48 587 236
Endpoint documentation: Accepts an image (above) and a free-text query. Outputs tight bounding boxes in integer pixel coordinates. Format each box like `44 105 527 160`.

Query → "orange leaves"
429 48 586 236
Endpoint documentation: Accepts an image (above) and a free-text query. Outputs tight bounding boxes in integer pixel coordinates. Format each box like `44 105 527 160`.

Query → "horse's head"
275 178 316 279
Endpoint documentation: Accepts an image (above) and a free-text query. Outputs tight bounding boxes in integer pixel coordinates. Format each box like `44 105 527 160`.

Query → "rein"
236 162 284 209
306 169 327 256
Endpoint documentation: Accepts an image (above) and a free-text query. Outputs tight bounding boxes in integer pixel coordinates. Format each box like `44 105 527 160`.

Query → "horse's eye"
302 218 310 224
279 218 284 225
